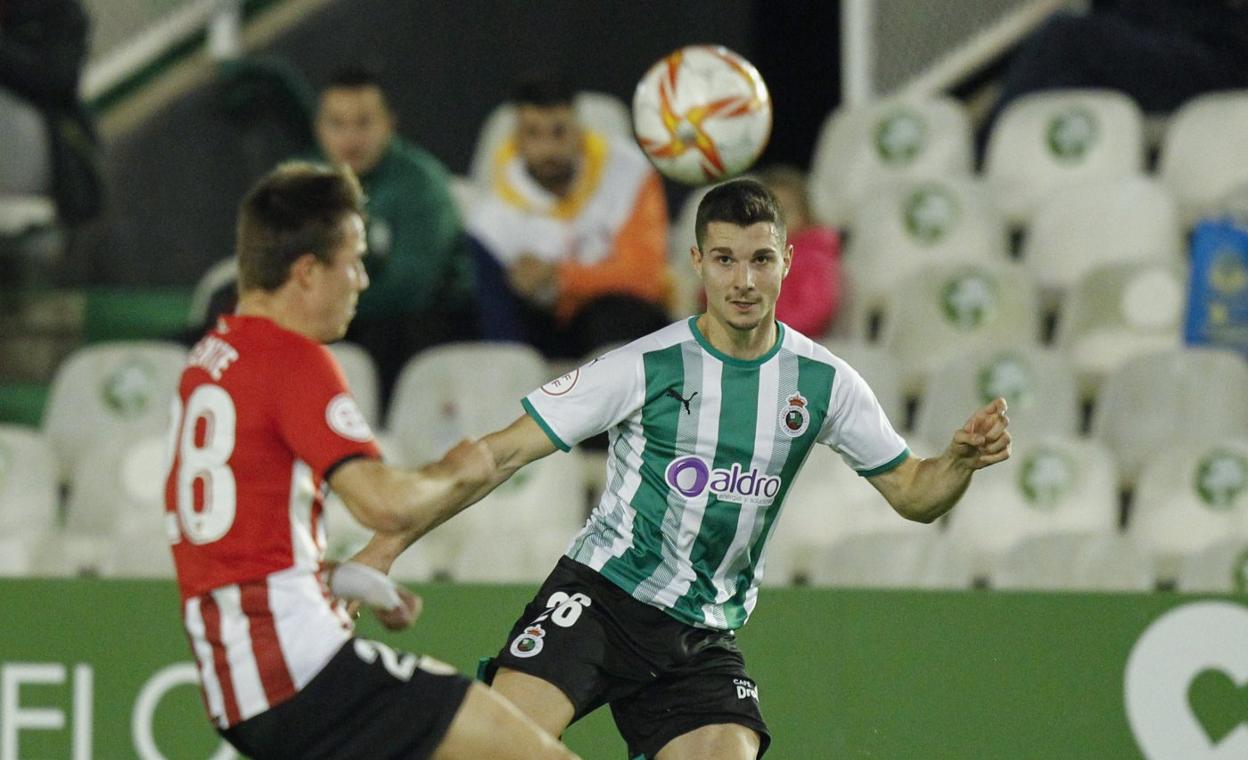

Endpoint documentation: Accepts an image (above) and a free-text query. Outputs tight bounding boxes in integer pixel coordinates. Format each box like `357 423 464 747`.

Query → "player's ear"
781 244 794 279
289 252 321 289
689 246 704 276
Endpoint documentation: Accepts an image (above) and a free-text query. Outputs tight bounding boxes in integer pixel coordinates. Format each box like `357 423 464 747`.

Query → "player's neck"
696 312 777 361
236 292 319 341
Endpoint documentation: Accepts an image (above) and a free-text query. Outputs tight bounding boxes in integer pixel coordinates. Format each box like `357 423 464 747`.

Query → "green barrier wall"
0 581 1244 759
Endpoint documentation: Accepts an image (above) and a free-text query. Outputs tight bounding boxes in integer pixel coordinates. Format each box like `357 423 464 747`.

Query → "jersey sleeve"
817 362 909 477
274 343 382 476
522 345 645 451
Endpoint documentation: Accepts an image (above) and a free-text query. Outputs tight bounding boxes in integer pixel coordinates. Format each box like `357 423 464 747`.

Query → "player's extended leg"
491 666 577 738
433 681 579 760
654 723 761 760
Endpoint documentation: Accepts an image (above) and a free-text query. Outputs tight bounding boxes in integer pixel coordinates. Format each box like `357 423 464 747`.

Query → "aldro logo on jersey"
665 456 782 505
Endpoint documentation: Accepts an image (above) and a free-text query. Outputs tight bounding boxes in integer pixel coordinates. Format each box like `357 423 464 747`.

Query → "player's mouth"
729 300 759 313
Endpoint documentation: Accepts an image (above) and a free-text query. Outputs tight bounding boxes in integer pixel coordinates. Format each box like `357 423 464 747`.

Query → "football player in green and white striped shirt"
354 179 1012 760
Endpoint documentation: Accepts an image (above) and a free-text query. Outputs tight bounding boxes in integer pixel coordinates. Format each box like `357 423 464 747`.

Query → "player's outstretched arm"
338 413 558 574
867 398 1011 523
329 437 496 536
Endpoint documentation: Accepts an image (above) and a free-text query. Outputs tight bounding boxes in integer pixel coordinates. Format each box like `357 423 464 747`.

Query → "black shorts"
222 638 472 760
483 556 771 759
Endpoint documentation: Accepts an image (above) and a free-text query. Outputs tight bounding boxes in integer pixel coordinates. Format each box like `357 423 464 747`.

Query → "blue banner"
1186 218 1248 355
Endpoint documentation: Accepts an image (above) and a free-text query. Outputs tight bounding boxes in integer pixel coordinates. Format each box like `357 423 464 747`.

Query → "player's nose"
733 262 754 289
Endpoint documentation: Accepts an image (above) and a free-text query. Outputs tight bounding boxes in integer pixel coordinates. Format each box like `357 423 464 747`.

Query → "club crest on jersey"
510 625 546 658
779 392 810 437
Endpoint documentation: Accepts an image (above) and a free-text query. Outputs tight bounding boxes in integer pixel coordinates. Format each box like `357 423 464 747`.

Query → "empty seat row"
768 434 1248 589
808 89 1248 229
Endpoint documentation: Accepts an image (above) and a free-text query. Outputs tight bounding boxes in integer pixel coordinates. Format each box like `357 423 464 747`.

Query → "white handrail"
82 0 242 101
841 0 875 108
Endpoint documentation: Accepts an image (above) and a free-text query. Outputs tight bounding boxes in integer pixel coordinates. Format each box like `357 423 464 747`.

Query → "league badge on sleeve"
541 370 579 396
779 392 809 437
326 393 373 442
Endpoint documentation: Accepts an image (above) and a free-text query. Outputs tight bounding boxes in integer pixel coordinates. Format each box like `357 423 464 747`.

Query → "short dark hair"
694 178 786 250
510 70 574 108
324 66 385 92
236 162 365 292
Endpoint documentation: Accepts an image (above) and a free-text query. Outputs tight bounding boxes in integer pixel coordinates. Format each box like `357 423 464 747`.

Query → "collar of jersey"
687 315 785 368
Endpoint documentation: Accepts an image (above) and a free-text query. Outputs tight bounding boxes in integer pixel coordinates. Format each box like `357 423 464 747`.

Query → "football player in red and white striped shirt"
166 162 577 760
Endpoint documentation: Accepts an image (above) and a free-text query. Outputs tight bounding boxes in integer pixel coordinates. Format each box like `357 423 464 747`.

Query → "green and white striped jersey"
523 317 909 630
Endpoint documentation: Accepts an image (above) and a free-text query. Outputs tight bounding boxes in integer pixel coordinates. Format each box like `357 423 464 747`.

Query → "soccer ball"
632 45 773 185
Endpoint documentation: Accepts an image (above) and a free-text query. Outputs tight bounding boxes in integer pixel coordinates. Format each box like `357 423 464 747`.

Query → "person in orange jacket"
468 72 671 359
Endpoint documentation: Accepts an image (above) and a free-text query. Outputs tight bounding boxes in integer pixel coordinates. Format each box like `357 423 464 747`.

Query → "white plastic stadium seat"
806 531 974 590
65 433 168 535
984 89 1145 224
43 341 188 483
468 92 632 188
915 346 1079 444
843 177 1009 334
0 86 57 236
764 444 932 585
878 261 1042 396
818 340 906 426
1129 438 1248 582
1021 177 1184 308
991 533 1153 592
386 342 549 466
30 531 117 578
1054 260 1188 397
1158 90 1248 225
391 451 587 583
1177 540 1248 593
1091 349 1248 486
808 95 973 227
186 257 237 331
0 425 59 576
945 436 1119 577
328 342 380 430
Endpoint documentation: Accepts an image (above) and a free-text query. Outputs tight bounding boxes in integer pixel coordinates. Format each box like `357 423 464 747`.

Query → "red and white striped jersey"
166 315 381 728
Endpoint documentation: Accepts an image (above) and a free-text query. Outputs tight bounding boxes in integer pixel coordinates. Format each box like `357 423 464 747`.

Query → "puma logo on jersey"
664 387 698 414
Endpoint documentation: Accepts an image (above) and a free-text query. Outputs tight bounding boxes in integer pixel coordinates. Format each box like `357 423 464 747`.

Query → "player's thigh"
609 642 770 759
432 681 580 760
492 666 576 737
655 723 761 760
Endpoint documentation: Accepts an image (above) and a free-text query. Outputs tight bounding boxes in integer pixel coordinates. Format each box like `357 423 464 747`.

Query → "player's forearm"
347 463 493 574
889 452 975 523
352 439 519 572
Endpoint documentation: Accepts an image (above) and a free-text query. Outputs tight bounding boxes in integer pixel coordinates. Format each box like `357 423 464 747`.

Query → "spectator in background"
312 68 477 410
468 72 670 359
757 166 842 337
977 0 1248 159
0 0 101 225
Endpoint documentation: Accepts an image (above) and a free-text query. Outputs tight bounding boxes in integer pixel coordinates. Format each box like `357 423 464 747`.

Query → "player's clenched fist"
949 397 1011 470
